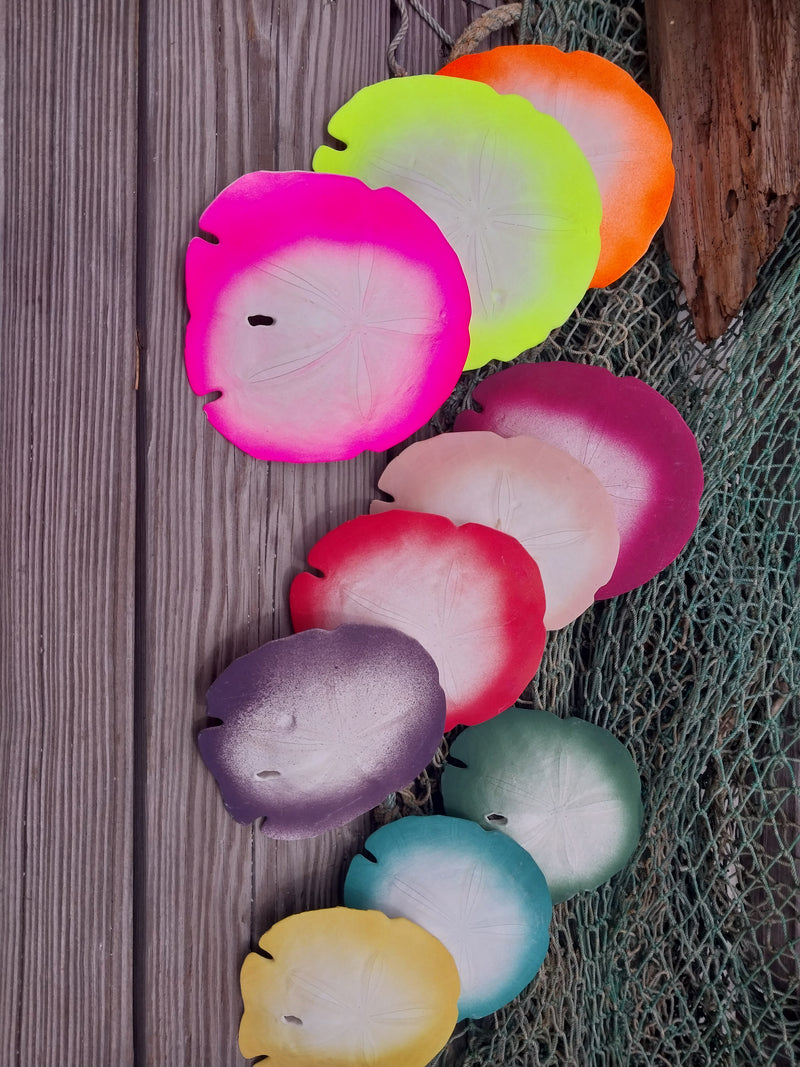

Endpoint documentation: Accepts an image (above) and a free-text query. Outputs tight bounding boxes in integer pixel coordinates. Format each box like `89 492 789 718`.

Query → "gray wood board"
137 3 389 1065
0 2 139 1066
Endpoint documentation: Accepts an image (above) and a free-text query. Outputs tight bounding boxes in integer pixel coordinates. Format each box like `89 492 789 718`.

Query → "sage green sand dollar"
442 706 643 903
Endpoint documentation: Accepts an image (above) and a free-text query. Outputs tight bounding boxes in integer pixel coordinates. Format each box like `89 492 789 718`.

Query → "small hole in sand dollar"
445 755 468 769
362 848 379 864
282 1015 303 1026
255 769 281 780
248 314 276 327
485 812 507 825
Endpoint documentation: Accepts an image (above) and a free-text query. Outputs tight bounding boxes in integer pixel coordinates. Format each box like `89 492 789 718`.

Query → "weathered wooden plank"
645 0 800 341
0 3 138 1066
138 3 389 1064
252 0 392 936
137 4 256 1063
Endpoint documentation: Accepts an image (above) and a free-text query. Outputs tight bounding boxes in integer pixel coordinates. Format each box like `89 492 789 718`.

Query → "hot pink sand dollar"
455 362 703 598
197 624 446 838
290 510 547 730
372 432 619 630
185 170 471 462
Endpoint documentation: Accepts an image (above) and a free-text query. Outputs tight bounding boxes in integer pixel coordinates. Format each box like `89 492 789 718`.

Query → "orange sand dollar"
439 45 674 287
239 907 459 1066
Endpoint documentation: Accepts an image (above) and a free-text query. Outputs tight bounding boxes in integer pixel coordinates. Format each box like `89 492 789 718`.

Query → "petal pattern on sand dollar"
442 707 643 904
345 816 551 1019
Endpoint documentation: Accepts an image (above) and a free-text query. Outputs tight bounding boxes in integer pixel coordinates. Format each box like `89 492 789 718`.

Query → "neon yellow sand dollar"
313 74 601 371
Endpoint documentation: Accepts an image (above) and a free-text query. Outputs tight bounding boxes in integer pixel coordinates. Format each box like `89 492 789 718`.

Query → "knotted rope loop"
388 0 455 76
449 4 534 61
389 1 539 75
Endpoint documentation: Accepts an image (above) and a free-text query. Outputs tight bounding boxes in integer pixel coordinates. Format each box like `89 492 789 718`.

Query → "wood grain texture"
137 3 262 1063
645 0 800 341
0 3 138 1066
138 3 388 1064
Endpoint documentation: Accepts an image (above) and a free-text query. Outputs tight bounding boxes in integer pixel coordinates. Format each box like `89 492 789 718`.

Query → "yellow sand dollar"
313 75 601 370
239 907 460 1066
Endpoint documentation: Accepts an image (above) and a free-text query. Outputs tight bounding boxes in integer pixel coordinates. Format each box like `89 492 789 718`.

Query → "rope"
519 0 537 42
449 4 526 62
387 0 410 76
387 0 455 77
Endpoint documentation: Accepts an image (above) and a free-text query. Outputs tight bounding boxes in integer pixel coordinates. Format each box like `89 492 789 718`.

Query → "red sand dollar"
185 170 471 461
290 511 547 730
439 45 674 287
455 362 703 598
372 432 619 630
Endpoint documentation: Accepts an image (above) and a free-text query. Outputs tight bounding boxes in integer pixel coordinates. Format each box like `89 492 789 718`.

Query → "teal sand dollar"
344 815 552 1020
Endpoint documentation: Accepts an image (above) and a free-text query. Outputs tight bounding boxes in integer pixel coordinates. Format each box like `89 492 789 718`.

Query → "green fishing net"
380 3 799 1064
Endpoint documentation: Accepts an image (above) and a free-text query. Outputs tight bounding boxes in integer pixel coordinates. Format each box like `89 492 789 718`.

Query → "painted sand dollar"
197 625 445 838
440 45 674 287
372 431 620 629
313 75 601 370
455 361 703 598
185 170 470 461
289 510 547 730
345 815 552 1019
239 907 459 1066
442 707 643 903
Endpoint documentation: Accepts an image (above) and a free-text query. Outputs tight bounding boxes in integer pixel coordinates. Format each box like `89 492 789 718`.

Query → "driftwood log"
645 0 800 341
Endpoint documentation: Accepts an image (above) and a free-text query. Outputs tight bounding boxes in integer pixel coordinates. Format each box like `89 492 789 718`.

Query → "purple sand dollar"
198 625 446 839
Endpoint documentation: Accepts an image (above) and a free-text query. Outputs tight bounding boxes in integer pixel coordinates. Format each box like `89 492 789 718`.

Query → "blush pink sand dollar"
455 362 703 598
372 431 620 630
185 170 471 462
239 907 460 1066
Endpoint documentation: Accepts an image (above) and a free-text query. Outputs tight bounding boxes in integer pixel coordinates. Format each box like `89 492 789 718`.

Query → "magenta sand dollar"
198 625 445 838
185 170 471 461
442 706 644 903
372 431 620 630
345 815 552 1020
455 361 703 598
